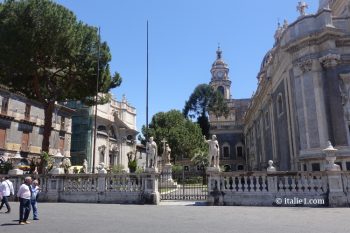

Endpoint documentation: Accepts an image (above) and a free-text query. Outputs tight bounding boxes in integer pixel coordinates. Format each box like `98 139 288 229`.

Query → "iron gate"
158 171 208 200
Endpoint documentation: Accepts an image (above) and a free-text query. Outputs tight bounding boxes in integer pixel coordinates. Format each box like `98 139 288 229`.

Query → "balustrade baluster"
261 176 267 192
242 176 249 192
290 177 296 192
237 176 242 192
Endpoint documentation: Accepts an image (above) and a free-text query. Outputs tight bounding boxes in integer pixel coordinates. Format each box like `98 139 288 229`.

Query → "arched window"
217 86 225 96
277 93 284 116
237 164 244 171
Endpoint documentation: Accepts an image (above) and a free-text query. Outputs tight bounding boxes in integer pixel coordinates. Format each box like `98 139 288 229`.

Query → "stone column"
319 54 347 146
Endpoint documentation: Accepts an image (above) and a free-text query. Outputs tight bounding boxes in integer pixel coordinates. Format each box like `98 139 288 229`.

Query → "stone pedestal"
143 169 160 205
206 168 223 206
159 164 177 188
8 151 24 175
8 168 24 175
145 167 158 173
49 167 65 174
49 152 65 175
206 166 220 173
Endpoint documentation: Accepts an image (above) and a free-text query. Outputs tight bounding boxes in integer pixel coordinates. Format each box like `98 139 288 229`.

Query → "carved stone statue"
163 143 171 165
98 162 107 174
146 136 158 169
205 135 220 168
83 159 88 173
267 160 277 172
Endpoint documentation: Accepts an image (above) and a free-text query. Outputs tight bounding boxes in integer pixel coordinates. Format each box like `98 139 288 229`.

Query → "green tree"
183 84 229 137
0 0 121 155
141 110 207 162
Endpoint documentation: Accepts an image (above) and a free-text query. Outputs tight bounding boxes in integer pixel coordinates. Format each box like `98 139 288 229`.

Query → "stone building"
244 0 350 171
66 95 138 172
0 86 73 163
208 47 250 171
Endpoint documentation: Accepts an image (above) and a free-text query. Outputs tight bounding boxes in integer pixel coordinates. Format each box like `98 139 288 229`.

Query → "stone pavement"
1 202 350 233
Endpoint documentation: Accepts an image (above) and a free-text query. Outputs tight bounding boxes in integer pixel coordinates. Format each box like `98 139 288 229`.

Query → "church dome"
260 49 274 71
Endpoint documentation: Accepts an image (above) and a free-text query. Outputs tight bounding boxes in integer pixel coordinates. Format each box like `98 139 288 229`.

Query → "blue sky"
55 0 318 132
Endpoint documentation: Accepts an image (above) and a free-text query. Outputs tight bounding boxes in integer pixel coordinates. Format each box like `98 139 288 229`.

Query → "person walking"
17 177 32 225
0 176 14 213
30 179 40 220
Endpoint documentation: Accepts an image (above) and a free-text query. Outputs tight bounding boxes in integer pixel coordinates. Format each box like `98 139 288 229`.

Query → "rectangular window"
24 104 31 121
0 128 6 148
21 132 30 151
1 97 9 115
303 164 307 171
237 146 243 157
311 163 320 171
223 146 230 158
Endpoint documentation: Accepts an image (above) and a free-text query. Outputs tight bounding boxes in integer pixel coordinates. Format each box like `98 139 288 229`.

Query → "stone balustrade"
1 173 153 204
207 171 350 207
3 170 350 207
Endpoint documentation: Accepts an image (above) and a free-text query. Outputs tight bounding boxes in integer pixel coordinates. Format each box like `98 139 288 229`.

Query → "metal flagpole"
92 27 101 173
146 21 149 168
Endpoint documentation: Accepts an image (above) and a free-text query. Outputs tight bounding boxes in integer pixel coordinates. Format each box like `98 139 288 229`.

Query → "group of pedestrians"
0 176 40 225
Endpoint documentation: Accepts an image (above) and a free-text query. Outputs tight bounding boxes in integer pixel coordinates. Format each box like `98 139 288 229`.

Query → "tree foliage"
141 110 207 162
0 0 121 154
183 84 229 137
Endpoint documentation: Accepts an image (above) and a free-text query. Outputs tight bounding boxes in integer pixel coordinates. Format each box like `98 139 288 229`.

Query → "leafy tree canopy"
183 84 229 137
0 0 121 154
141 110 207 162
0 0 121 103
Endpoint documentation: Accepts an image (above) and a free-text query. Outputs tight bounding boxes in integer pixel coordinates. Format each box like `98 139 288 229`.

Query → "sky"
54 0 319 132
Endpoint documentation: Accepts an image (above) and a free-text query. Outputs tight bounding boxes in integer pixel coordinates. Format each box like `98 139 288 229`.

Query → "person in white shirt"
0 176 14 213
17 177 32 225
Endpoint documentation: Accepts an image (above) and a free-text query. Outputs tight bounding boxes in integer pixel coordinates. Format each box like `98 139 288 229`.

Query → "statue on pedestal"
161 139 171 165
205 135 220 168
82 159 88 173
146 136 158 169
267 160 277 172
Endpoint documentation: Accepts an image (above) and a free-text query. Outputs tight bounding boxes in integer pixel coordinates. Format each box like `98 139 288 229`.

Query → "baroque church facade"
209 0 350 172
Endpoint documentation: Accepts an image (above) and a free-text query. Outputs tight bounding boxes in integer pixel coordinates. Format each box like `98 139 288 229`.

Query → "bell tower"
209 46 231 100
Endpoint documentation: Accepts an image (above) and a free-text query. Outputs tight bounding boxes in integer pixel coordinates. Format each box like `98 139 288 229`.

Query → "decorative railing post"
142 168 160 205
207 168 223 206
46 175 63 202
323 142 348 207
266 160 278 194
